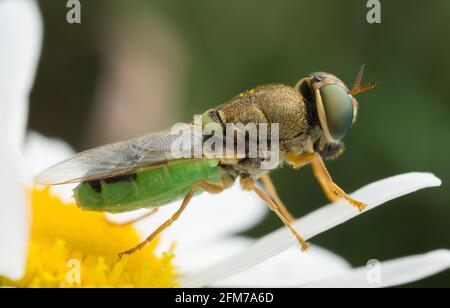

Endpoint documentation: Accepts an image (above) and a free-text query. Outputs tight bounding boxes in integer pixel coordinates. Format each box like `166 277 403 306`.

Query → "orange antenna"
351 64 377 96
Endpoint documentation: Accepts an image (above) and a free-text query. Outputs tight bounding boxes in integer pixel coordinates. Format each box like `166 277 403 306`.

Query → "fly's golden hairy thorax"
209 84 318 179
216 84 311 141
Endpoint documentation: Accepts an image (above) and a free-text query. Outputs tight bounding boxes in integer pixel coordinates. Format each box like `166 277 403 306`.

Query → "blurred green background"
29 0 449 287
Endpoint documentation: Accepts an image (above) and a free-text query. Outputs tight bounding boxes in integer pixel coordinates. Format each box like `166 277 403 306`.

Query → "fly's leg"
286 151 340 202
119 181 226 257
286 152 366 212
106 208 159 227
259 174 295 223
286 152 317 169
313 155 366 211
310 160 340 202
241 177 310 251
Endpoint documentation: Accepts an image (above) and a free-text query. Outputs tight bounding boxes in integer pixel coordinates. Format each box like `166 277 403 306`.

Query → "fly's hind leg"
260 174 295 223
119 180 226 258
241 177 310 251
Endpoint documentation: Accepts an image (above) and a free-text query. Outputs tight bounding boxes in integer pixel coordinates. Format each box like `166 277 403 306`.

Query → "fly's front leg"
286 152 317 169
313 155 366 211
119 180 226 258
286 151 366 212
310 161 340 202
286 151 339 202
241 177 310 251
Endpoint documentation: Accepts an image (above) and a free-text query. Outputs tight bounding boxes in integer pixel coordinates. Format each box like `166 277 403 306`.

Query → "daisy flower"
0 0 448 288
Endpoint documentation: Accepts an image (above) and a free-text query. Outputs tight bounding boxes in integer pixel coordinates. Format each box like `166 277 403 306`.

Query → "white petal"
0 150 29 280
210 245 350 287
108 181 268 252
0 0 42 147
304 250 450 288
179 173 441 287
175 237 253 273
25 132 75 176
0 0 42 280
25 131 76 202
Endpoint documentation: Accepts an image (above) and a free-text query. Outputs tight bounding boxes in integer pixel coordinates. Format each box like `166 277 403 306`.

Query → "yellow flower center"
0 187 179 288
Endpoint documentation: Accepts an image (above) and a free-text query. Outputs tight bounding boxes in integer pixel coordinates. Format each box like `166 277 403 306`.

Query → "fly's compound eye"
318 84 354 141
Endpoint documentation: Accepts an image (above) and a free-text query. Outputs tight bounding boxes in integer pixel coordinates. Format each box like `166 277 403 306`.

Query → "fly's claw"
292 164 302 170
350 200 367 212
300 241 311 252
291 162 308 170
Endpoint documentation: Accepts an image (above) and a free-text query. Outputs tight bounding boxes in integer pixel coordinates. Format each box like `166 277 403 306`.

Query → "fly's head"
295 66 376 159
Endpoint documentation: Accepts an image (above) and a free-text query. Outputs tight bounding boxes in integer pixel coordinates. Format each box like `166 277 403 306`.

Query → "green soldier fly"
35 67 375 256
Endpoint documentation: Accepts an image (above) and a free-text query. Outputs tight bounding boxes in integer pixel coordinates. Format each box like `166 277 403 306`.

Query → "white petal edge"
211 244 351 287
177 238 349 287
303 249 450 288
0 150 29 280
0 0 42 148
175 237 254 273
178 172 442 287
25 131 76 203
0 0 43 280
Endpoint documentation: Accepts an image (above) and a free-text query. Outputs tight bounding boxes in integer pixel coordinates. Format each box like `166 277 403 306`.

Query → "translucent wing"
34 125 203 185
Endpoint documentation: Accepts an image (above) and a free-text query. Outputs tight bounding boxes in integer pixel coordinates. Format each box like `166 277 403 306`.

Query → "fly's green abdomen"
74 159 225 213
